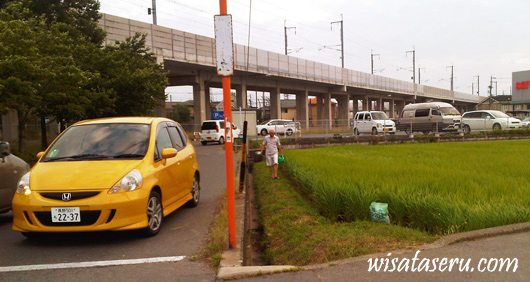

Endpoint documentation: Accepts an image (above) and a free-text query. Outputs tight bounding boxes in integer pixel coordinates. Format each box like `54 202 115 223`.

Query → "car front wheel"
354 128 360 135
143 191 163 237
493 123 501 131
286 128 293 136
372 127 378 135
218 136 225 145
260 129 268 136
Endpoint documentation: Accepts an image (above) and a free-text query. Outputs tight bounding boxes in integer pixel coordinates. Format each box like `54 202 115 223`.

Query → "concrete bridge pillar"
236 80 247 109
296 89 309 129
316 94 323 126
324 93 332 128
352 98 359 118
336 94 350 127
205 86 211 120
192 75 207 124
270 87 281 119
390 99 395 118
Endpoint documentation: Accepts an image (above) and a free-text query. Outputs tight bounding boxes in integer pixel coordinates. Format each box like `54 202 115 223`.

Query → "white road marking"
0 256 186 273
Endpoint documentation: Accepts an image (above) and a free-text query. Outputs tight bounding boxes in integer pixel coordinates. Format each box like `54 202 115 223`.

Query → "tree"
169 103 191 123
100 33 168 117
0 3 89 152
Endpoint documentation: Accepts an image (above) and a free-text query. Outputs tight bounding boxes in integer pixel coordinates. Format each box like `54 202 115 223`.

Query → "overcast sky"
99 0 530 102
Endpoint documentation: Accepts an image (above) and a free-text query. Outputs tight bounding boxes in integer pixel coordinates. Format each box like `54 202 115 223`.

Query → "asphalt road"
0 141 227 282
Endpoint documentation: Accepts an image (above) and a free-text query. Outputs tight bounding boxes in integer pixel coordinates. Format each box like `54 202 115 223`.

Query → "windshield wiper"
113 153 145 159
45 154 110 162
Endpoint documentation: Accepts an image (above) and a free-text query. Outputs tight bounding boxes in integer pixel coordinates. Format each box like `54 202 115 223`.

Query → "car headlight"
16 172 32 195
376 124 381 128
108 169 143 193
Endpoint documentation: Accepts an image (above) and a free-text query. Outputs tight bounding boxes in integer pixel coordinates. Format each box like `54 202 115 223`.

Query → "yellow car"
12 117 200 237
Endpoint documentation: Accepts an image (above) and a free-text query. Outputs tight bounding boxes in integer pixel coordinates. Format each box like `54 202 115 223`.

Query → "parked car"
200 120 241 145
394 102 461 134
521 117 530 128
256 119 298 136
0 142 30 214
353 111 396 135
461 110 522 134
12 117 200 237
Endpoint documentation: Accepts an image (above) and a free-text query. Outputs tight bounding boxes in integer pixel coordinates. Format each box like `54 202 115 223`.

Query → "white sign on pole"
214 15 234 76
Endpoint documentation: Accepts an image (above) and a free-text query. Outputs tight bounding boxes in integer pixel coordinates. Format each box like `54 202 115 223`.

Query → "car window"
415 109 430 117
358 113 364 120
364 114 371 121
155 126 173 161
220 121 225 129
431 109 441 116
201 122 217 130
481 112 493 119
41 123 150 162
175 124 188 147
167 126 185 151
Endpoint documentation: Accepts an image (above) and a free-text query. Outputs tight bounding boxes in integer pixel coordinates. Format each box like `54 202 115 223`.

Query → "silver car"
0 142 30 213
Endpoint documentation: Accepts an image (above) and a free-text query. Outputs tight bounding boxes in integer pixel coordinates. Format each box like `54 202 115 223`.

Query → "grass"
283 140 530 235
253 163 436 266
200 194 228 267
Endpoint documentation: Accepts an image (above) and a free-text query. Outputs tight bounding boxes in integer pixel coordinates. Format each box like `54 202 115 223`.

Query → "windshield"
439 107 460 116
523 117 530 122
260 120 272 125
490 111 510 118
371 112 389 120
41 123 151 162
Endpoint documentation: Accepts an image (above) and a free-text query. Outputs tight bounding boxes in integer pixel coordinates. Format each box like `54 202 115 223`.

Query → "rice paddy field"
283 140 530 234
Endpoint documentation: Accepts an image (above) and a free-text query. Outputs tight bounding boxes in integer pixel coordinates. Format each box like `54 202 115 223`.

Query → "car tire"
260 129 268 136
354 128 360 136
218 136 225 145
405 127 412 135
143 191 163 237
372 127 378 135
201 141 207 145
493 123 501 131
286 128 293 136
185 174 200 208
463 125 471 134
431 123 437 133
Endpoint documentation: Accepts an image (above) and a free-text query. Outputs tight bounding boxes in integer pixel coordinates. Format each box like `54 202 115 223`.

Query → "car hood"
30 160 143 191
373 120 395 126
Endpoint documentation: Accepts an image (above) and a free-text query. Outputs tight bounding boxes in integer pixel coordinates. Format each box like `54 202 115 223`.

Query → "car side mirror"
486 116 491 120
162 148 178 159
0 142 10 158
37 151 45 159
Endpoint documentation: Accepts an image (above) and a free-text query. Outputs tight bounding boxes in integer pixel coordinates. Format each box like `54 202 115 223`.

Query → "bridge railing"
99 13 479 104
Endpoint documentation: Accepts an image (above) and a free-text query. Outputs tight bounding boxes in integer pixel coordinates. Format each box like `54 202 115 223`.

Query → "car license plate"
384 128 389 132
51 207 81 222
206 137 211 140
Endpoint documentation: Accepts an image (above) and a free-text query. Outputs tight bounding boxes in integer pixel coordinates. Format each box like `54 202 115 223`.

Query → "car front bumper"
12 188 150 233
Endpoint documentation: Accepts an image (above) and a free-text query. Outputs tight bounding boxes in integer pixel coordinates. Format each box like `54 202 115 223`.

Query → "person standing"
260 129 283 179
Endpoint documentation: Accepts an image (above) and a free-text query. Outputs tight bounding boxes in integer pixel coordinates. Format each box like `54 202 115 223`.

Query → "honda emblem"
62 193 72 201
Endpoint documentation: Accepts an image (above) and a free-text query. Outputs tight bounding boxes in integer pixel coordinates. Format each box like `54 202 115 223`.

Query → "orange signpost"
217 0 236 249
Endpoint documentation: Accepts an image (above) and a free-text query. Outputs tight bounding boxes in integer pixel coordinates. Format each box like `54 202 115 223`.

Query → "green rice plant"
283 140 530 234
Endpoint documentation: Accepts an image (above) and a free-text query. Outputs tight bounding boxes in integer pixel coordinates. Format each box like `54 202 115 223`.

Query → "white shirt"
263 135 280 155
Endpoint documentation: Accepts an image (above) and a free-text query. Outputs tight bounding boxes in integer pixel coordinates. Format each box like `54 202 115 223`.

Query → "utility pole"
474 75 480 95
371 50 379 75
447 65 454 91
148 0 157 25
488 75 497 110
406 48 415 83
284 20 296 55
331 14 344 68
418 68 425 84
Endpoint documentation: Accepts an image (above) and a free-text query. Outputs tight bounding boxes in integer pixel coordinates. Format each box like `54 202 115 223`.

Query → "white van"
200 120 241 145
353 111 396 135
